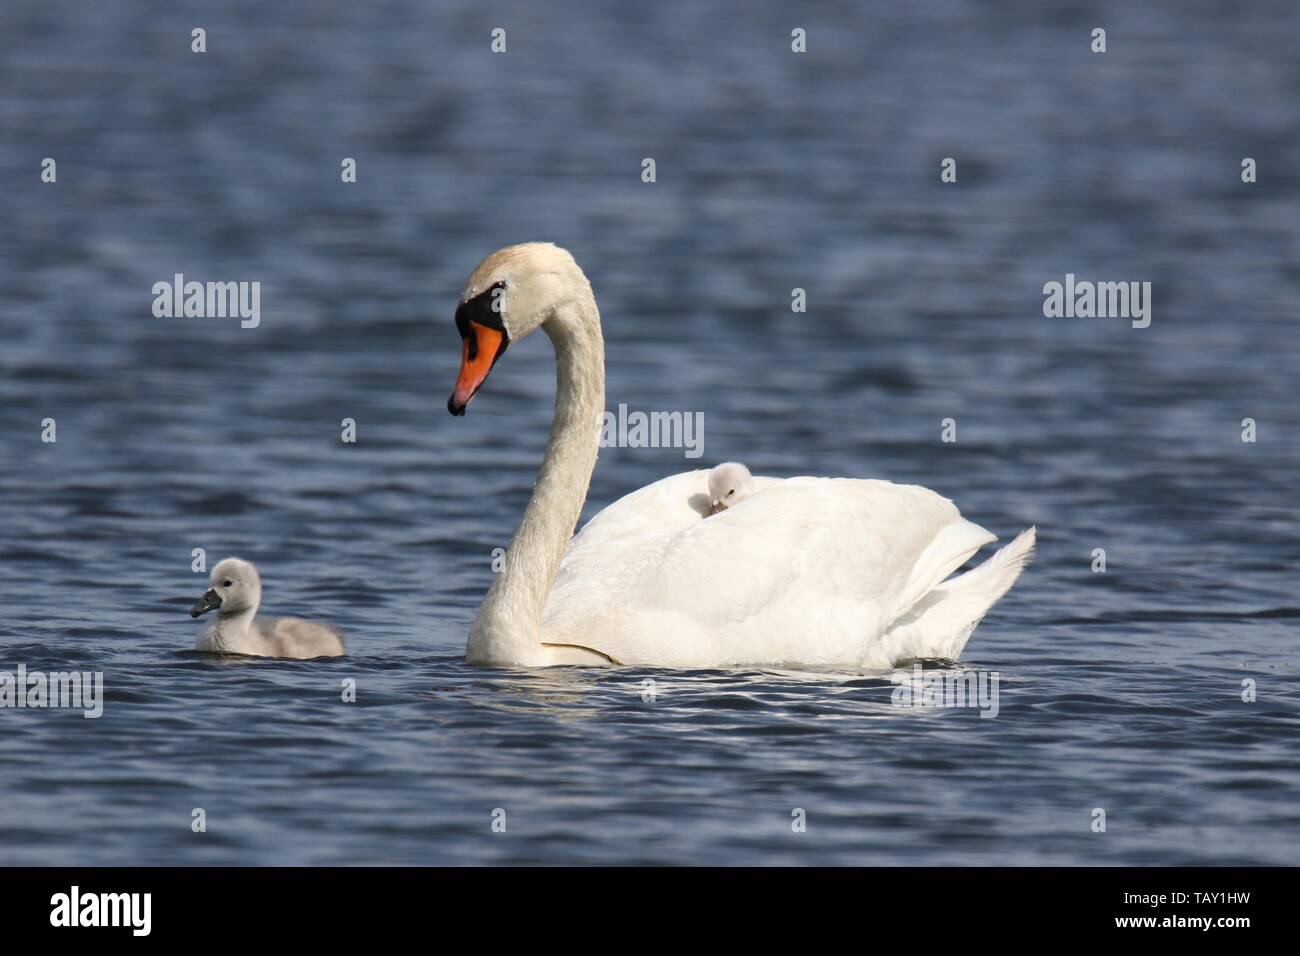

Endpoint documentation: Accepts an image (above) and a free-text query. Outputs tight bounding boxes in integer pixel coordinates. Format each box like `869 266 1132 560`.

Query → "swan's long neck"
467 289 604 664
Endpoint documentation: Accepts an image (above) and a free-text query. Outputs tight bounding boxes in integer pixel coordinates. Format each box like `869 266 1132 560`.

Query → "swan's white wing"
569 468 782 545
542 469 766 651
542 475 996 668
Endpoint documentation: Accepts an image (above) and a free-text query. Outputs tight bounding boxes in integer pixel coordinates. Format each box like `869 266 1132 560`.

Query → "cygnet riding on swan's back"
447 242 1036 669
190 557 345 659
707 462 758 516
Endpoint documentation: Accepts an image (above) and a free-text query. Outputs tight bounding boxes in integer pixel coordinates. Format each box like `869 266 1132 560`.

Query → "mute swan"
190 558 346 659
707 462 758 516
448 243 1035 669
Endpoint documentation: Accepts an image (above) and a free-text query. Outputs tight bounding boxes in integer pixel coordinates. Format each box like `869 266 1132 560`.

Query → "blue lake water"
1 0 1297 865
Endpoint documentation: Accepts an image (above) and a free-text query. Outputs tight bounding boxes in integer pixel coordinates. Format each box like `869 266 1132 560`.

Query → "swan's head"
190 557 262 618
707 462 756 516
448 242 589 415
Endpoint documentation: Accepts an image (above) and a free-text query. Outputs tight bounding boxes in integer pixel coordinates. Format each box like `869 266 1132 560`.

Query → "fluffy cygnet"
707 462 758 516
190 557 345 659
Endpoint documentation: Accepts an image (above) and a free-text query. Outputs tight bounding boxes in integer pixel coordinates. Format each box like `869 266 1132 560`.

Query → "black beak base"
190 589 222 619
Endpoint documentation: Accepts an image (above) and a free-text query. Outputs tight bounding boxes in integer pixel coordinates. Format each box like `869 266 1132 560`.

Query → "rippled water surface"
1 1 1298 865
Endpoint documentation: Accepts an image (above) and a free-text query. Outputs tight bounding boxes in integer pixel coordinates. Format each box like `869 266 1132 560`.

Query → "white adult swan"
448 243 1035 668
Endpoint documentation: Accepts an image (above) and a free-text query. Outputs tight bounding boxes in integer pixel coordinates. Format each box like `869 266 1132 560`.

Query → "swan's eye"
727 489 734 496
222 580 233 588
455 280 508 352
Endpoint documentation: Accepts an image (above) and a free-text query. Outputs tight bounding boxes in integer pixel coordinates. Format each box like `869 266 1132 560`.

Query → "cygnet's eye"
727 489 734 497
222 580 233 588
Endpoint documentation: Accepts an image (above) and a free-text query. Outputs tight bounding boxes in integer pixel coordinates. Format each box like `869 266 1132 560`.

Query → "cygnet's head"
707 462 756 516
190 557 262 619
448 242 592 416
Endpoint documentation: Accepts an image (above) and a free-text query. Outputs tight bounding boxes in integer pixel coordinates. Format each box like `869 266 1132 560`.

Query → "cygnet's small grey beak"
190 589 222 619
706 501 726 517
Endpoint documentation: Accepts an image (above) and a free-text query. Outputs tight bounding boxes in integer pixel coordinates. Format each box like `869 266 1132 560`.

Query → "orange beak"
448 322 507 415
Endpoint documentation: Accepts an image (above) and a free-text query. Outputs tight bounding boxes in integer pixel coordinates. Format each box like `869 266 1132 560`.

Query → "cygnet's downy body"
190 557 345 659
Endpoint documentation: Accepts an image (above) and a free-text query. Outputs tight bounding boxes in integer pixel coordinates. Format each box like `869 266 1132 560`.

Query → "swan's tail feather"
884 527 1036 662
949 525 1037 608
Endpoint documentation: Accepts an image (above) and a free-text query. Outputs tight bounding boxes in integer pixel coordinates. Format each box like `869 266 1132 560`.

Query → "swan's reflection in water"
413 655 992 727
